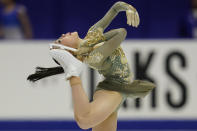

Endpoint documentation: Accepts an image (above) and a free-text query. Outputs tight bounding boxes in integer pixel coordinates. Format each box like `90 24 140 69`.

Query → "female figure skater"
28 1 155 131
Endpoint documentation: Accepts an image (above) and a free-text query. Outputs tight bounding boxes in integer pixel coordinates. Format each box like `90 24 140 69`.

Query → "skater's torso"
98 47 132 83
81 28 132 84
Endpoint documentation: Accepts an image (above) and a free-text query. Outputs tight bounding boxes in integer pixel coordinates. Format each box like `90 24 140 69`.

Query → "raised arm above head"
77 1 140 57
90 1 140 32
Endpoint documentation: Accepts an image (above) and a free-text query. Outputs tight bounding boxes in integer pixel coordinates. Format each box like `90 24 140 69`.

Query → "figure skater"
28 1 155 131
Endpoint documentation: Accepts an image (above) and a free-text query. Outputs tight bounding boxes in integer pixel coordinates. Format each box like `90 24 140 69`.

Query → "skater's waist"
103 77 132 85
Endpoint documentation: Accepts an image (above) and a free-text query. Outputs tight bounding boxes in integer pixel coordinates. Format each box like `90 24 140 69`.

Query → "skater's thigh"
84 89 122 126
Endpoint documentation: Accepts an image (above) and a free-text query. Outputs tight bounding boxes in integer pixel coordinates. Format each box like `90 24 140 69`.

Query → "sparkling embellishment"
108 47 132 83
84 27 105 47
85 51 104 64
79 26 132 84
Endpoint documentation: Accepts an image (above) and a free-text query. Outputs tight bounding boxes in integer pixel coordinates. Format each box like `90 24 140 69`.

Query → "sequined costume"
77 2 155 100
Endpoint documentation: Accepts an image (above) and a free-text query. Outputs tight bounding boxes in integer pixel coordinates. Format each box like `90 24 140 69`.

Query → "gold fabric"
81 28 132 84
76 1 155 99
83 27 105 47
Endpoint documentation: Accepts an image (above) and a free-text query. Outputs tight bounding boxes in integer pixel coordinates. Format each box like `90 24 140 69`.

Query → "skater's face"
60 32 80 49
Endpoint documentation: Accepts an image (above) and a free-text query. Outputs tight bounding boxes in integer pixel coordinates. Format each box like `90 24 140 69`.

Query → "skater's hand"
49 49 85 79
126 5 140 27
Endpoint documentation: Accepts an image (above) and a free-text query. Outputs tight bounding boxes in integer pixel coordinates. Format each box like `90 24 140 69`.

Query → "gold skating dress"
79 27 155 100
76 2 155 110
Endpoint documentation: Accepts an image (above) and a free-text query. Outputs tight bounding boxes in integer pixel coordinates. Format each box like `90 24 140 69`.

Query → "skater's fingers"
126 10 132 26
135 12 140 27
131 12 135 27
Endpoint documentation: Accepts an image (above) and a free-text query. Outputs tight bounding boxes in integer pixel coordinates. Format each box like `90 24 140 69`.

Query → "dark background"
1 0 191 39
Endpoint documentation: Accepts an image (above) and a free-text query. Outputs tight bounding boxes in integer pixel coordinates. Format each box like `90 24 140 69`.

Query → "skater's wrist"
69 76 82 86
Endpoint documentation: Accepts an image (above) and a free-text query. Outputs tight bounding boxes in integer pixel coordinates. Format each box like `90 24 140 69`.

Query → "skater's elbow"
117 28 127 40
119 28 127 36
74 115 91 129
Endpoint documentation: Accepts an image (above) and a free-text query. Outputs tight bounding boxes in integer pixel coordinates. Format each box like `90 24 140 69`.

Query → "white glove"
49 49 85 80
126 6 140 27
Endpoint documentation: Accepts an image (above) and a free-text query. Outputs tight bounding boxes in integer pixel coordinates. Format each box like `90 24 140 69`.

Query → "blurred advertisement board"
0 40 196 121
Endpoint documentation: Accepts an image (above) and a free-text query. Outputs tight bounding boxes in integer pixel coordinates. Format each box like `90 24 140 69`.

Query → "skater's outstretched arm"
90 1 140 31
78 1 140 55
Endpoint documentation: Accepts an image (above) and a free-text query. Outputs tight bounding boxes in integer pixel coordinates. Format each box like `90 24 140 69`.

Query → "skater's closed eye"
57 32 83 49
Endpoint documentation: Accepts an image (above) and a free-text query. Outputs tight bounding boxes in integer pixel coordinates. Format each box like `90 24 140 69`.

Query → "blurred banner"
0 40 197 130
